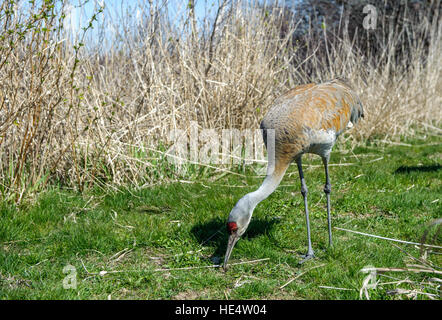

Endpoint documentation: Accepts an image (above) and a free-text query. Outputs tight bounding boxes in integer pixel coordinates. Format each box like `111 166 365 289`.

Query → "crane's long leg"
296 157 315 264
322 156 332 246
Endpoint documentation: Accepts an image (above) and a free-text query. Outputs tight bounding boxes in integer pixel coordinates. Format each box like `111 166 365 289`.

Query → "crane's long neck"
246 164 288 211
228 156 290 227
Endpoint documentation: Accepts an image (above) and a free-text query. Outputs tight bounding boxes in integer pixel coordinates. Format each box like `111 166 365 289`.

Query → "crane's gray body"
223 78 364 270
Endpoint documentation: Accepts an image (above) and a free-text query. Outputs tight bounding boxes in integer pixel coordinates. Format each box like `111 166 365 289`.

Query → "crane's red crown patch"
227 222 238 234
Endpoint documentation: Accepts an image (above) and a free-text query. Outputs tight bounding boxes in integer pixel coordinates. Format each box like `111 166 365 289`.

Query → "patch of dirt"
337 211 375 218
0 272 32 289
141 247 176 279
263 291 302 300
173 289 211 300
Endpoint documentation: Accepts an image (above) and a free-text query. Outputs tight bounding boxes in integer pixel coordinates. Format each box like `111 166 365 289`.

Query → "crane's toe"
298 252 315 265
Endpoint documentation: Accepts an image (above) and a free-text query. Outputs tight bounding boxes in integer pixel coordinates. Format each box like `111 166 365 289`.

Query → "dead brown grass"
0 0 440 202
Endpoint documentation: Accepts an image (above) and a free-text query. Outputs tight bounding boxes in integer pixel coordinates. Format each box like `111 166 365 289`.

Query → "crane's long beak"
223 233 240 271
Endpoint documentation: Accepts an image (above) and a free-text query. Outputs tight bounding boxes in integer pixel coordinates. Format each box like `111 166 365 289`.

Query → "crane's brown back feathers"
261 78 364 162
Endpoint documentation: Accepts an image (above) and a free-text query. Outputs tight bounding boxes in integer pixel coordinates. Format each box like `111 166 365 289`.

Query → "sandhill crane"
223 78 364 270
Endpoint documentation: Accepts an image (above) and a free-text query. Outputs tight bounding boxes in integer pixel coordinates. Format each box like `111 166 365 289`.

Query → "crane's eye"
227 222 238 234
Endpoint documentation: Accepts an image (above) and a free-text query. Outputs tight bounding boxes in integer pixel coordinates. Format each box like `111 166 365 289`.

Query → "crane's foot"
298 252 315 265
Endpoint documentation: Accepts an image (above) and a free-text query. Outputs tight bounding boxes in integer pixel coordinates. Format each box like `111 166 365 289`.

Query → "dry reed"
0 0 440 202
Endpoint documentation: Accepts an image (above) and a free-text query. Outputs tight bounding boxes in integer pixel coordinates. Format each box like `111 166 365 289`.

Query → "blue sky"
65 0 218 39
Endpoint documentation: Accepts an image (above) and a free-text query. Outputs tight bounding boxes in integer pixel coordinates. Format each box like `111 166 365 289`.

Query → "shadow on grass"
190 217 281 257
395 164 441 174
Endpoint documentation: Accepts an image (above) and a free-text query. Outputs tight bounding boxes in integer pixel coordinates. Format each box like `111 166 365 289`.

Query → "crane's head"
223 195 254 271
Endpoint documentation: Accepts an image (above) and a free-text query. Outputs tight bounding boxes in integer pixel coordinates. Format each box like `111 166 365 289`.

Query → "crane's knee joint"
323 183 331 194
301 185 308 197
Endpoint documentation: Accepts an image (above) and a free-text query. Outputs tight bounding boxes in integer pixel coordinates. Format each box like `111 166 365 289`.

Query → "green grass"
1 136 441 300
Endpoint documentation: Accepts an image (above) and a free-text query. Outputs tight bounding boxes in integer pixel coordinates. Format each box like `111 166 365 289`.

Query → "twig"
391 243 438 270
280 263 326 289
319 286 355 291
416 121 442 133
364 267 442 275
143 146 246 177
373 140 413 147
79 256 130 281
29 259 49 268
1 237 46 245
154 258 270 272
110 248 134 262
387 288 438 299
200 228 224 246
335 227 442 249
376 279 414 286
366 157 384 163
